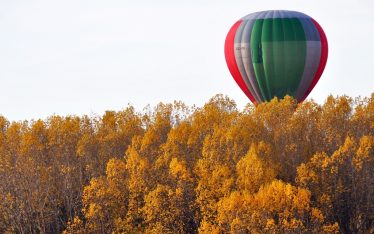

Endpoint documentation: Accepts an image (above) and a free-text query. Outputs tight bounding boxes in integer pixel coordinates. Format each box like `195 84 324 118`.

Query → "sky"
0 0 373 121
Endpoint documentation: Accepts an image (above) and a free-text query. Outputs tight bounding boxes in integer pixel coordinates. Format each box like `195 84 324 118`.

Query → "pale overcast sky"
0 0 373 120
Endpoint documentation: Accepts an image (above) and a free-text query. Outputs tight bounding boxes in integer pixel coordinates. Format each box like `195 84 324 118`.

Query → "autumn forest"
0 94 373 233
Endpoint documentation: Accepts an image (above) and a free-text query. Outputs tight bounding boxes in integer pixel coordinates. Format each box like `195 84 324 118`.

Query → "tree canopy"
0 94 373 233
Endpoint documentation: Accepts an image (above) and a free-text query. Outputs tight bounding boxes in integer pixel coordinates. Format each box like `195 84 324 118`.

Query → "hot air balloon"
224 10 328 104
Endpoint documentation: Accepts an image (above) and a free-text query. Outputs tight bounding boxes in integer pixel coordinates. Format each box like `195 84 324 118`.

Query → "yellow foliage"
0 95 372 233
353 135 374 170
198 219 220 234
311 208 325 222
63 217 84 234
323 222 340 233
169 157 191 182
236 143 276 193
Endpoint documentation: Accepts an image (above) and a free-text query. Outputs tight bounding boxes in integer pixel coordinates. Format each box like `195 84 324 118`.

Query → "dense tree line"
0 94 373 233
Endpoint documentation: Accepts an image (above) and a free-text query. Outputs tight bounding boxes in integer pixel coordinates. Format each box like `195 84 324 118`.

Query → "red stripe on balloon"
224 20 257 104
301 18 328 101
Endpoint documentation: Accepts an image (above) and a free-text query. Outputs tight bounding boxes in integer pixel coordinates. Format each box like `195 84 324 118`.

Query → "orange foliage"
0 94 372 233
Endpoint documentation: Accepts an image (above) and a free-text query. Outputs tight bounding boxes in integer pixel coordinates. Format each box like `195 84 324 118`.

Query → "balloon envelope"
224 10 328 104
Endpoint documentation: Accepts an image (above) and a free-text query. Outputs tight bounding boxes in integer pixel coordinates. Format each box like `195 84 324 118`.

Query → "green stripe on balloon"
250 18 306 101
250 19 269 100
259 18 306 41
